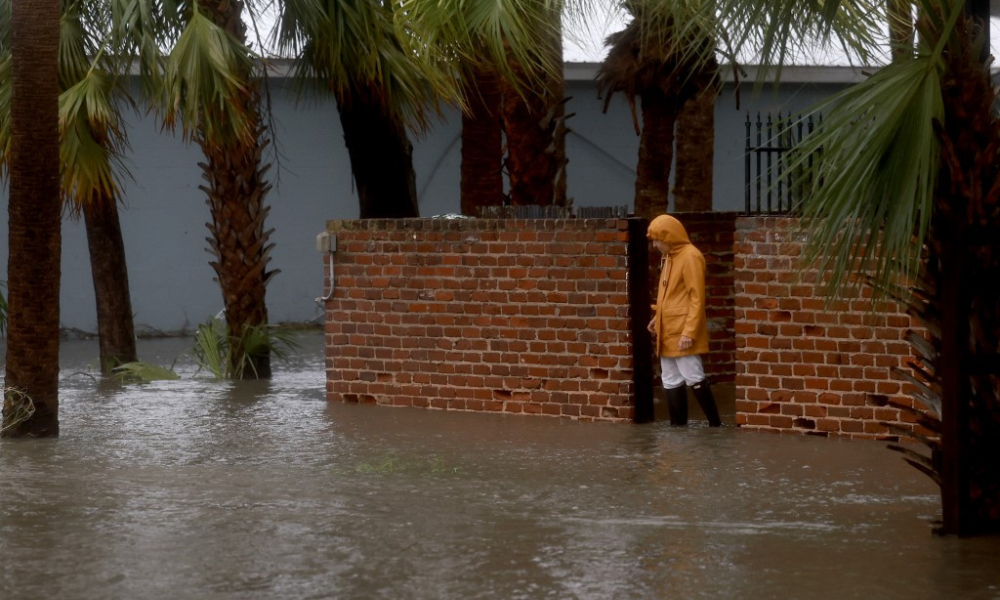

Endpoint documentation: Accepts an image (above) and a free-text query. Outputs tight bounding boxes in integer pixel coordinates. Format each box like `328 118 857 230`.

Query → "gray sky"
246 6 1000 68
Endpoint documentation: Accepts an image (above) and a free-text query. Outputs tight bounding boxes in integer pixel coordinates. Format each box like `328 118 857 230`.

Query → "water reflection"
1 334 998 600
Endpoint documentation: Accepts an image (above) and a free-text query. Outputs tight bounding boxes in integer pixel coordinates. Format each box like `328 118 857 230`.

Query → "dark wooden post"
628 218 654 423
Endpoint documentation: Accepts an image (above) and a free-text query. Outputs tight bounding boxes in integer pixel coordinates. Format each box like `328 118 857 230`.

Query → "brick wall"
734 217 924 439
323 218 638 422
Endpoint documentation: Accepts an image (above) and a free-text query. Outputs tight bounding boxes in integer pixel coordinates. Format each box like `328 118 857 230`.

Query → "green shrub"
193 317 300 379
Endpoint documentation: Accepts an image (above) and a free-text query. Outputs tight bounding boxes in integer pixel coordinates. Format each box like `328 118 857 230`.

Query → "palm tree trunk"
887 0 914 62
84 194 138 374
460 65 504 215
339 85 420 219
634 88 679 219
198 0 275 380
673 69 717 212
502 12 567 207
931 20 1000 534
199 121 276 380
3 0 61 437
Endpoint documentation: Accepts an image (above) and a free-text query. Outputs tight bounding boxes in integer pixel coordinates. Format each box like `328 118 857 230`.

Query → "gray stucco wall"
0 72 849 335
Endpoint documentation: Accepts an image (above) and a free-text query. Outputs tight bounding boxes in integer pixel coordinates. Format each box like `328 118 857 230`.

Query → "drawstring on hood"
646 215 691 256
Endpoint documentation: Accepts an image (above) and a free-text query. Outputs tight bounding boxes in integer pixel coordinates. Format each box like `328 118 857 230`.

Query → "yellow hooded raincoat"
647 215 709 358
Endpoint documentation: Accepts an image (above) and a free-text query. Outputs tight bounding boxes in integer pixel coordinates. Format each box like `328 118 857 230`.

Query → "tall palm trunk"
84 193 137 373
634 87 679 218
198 0 276 379
460 64 504 215
338 84 419 219
502 12 567 207
928 19 1000 534
3 0 61 437
673 67 717 212
887 0 914 62
597 13 701 219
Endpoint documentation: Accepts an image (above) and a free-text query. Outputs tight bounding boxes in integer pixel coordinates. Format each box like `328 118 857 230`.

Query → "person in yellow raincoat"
646 215 722 426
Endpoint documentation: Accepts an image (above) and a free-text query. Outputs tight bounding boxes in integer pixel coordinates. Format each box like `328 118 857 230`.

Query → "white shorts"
660 355 706 389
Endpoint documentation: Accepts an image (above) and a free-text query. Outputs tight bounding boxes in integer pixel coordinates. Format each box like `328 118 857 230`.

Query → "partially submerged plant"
193 317 227 379
193 316 300 380
111 361 181 383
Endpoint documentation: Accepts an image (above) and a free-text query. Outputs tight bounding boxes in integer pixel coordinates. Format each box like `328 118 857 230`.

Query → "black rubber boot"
665 385 688 426
691 380 722 427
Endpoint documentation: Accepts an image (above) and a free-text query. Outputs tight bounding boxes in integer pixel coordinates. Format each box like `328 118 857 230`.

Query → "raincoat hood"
646 215 691 255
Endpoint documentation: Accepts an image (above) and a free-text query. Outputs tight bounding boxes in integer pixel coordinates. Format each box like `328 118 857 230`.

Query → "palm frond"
112 361 181 383
59 67 133 208
193 317 300 379
107 0 178 98
786 0 971 303
394 0 565 105
193 317 229 379
59 1 95 86
719 0 886 81
231 322 301 379
788 54 943 300
278 0 455 130
161 6 257 143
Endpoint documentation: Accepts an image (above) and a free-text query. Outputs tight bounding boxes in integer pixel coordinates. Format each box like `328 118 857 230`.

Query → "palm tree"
741 0 999 535
276 0 455 219
460 60 504 215
113 0 278 379
501 6 569 207
672 57 718 212
596 1 717 218
186 1 277 379
397 0 569 209
2 0 62 436
59 0 138 374
608 0 996 535
3 0 140 376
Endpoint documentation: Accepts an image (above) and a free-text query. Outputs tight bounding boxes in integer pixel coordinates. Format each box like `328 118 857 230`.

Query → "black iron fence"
744 112 822 215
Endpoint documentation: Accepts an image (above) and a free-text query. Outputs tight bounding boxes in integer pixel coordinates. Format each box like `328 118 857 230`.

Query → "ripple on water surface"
1 334 998 600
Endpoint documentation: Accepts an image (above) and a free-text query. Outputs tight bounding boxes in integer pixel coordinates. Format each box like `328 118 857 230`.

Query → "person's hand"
678 335 693 351
647 318 656 335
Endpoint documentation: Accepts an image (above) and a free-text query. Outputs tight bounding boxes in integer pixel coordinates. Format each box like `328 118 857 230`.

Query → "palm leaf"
112 361 181 383
394 0 564 104
277 0 455 130
785 1 971 304
193 317 229 379
787 54 943 300
162 6 257 144
59 68 133 207
107 0 177 98
720 0 885 76
193 317 301 379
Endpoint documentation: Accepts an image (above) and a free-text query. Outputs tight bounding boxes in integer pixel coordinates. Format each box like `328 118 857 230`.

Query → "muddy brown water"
1 333 998 600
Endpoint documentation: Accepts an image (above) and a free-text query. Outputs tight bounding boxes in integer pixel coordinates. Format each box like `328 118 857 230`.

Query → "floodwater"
1 333 998 600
